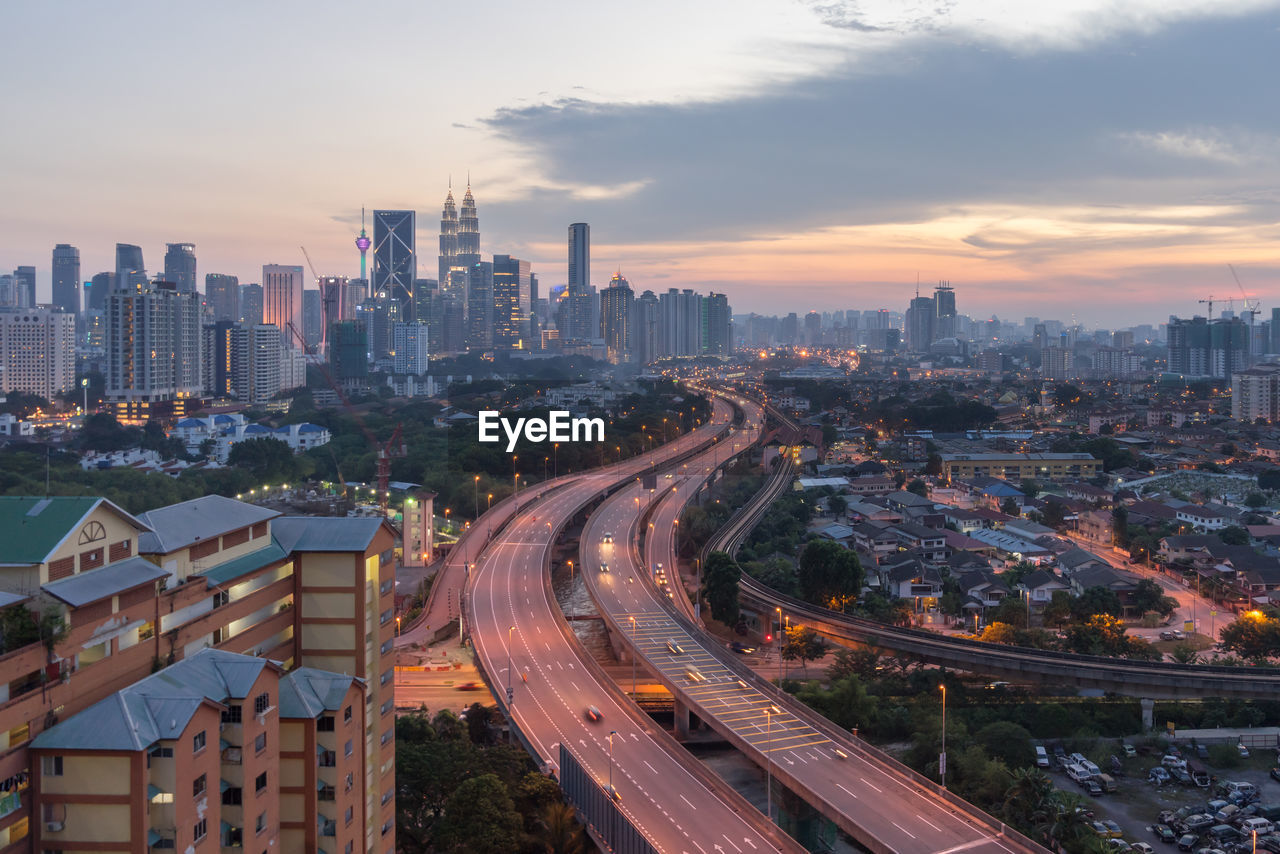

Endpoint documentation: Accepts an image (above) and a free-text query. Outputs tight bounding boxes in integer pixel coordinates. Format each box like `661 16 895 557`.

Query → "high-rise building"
492 255 532 350
633 290 660 365
302 288 322 349
1167 316 1249 379
704 292 732 356
804 311 821 345
205 273 240 322
373 210 415 317
1272 308 1280 355
87 272 114 311
464 262 492 351
457 182 480 270
393 321 429 375
51 244 80 315
568 223 590 295
262 265 305 349
105 281 202 418
905 293 935 352
240 283 263 326
934 282 957 340
346 279 368 319
163 242 198 293
363 291 402 361
12 267 36 309
203 321 282 404
1041 346 1073 380
330 320 368 388
114 243 146 292
658 288 702 357
780 312 799 345
600 273 633 363
1232 364 1280 422
318 275 349 353
0 308 76 399
0 494 397 854
438 189 459 286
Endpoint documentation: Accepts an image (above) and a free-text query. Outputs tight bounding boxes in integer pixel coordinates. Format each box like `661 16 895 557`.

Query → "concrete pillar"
674 699 691 740
1141 698 1155 731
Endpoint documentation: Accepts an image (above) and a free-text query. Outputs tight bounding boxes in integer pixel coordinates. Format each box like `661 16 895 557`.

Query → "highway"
465 400 803 854
580 410 1046 854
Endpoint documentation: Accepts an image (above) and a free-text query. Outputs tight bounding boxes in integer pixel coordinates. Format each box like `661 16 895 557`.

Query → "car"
602 533 613 543
1196 742 1210 760
985 681 1012 690
585 706 603 722
1123 742 1138 758
1238 744 1251 758
1178 835 1200 851
1131 845 1157 854
1171 768 1194 786
599 562 609 573
666 640 685 655
1184 815 1216 831
455 681 481 691
1151 824 1178 843
729 641 756 654
1093 822 1117 839
1160 630 1177 641
1108 841 1132 852
684 668 706 683
1164 755 1189 770
1271 768 1280 783
1084 780 1104 796
1150 767 1172 785
1103 820 1123 837
604 783 621 802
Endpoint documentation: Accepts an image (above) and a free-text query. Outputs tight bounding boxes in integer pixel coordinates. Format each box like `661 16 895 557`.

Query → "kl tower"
355 207 371 280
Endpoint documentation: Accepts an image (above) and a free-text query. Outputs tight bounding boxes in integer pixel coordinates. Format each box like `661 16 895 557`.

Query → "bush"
1207 743 1242 768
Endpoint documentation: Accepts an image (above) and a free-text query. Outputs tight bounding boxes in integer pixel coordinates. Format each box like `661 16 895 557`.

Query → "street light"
775 607 783 682
629 616 637 695
474 475 480 520
939 684 947 789
765 705 780 822
506 625 517 707
608 730 618 792
395 615 401 637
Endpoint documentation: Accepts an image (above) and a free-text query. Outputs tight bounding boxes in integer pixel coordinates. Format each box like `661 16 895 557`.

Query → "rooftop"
137 495 279 554
0 497 149 566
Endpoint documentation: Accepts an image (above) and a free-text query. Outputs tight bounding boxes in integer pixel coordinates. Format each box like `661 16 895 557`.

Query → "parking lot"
1043 739 1280 852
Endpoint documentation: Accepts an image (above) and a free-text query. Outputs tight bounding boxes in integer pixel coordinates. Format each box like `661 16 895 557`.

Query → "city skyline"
2 1 1277 324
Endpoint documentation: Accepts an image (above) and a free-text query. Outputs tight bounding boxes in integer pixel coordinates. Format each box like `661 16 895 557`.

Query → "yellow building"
940 452 1102 483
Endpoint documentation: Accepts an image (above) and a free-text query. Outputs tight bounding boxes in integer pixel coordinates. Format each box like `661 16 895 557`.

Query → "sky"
2 0 1278 327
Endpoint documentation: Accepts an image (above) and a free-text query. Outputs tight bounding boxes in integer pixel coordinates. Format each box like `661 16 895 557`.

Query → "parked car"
1270 768 1280 783
1084 779 1104 796
1170 767 1194 786
1122 742 1138 758
1130 844 1157 854
1150 767 1172 785
1150 824 1178 844
1177 834 1199 851
1239 744 1251 758
1184 814 1216 831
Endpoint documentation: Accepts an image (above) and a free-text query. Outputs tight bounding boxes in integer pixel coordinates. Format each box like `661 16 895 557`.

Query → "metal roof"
137 495 279 554
271 517 384 553
195 542 288 589
278 668 358 720
0 497 150 566
31 648 274 752
42 556 169 608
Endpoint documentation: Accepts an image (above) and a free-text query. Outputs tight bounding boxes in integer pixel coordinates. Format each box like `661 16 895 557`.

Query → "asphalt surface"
467 402 801 854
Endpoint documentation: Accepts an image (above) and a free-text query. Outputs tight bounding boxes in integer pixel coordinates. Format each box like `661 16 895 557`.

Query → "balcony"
319 817 336 837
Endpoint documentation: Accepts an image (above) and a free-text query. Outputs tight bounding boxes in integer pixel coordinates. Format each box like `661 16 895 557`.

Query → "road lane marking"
859 777 883 793
891 821 916 839
836 783 857 799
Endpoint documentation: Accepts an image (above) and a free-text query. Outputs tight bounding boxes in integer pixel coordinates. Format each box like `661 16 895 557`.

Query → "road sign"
938 753 946 777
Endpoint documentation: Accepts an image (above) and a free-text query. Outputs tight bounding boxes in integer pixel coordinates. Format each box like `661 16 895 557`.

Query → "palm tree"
1044 790 1092 852
1003 767 1056 838
539 802 585 854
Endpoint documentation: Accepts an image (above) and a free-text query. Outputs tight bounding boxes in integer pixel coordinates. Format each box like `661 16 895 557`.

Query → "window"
344 739 353 758
149 746 174 758
344 806 353 825
253 693 270 715
344 772 353 792
382 819 392 836
193 819 207 842
40 756 63 777
380 578 393 596
379 668 392 686
318 750 336 768
222 787 242 806
343 705 352 723
345 842 354 854
193 774 207 798
317 715 335 732
317 784 335 802
254 732 266 754
193 731 206 753
380 728 392 746
380 699 392 717
379 608 392 626
255 772 267 793
212 590 229 608
380 639 392 655
221 705 242 724
381 789 393 806
255 812 266 834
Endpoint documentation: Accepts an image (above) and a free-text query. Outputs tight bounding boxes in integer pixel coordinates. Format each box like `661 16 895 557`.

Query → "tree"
1002 768 1057 844
826 647 882 681
828 493 848 518
1110 505 1129 547
1218 525 1250 546
1062 614 1148 657
1070 585 1122 620
906 478 929 497
1054 384 1083 407
1246 491 1267 509
797 539 864 609
1040 499 1068 529
538 802 586 854
924 453 943 476
1170 643 1201 664
435 774 524 854
79 412 140 452
226 436 299 481
1000 497 1020 517
1259 469 1280 492
975 721 1035 769
979 622 1020 645
1019 480 1041 500
1131 578 1175 617
1041 590 1073 628
988 596 1029 629
701 551 741 625
782 625 826 674
1218 611 1280 659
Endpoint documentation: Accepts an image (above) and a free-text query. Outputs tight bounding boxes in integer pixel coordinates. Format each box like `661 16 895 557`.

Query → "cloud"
1118 128 1280 166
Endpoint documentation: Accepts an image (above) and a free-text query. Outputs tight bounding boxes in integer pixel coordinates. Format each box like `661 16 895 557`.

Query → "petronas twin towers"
437 181 479 287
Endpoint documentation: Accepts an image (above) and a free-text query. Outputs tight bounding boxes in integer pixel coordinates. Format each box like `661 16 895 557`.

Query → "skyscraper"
302 288 322 349
163 242 198 293
12 266 36 309
114 243 146 291
492 255 532 350
202 321 282 404
905 293 936 352
658 288 702 357
372 210 415 317
318 275 349 346
51 244 81 315
105 281 202 416
465 261 493 351
600 273 633 363
393 321 429 376
934 282 957 340
330 320 369 388
205 273 240 322
88 272 114 311
262 265 305 349
1167 316 1250 379
633 289 660 365
240 283 263 326
704 292 732 356
0 308 76 399
568 223 590 294
457 182 480 270
438 188 459 285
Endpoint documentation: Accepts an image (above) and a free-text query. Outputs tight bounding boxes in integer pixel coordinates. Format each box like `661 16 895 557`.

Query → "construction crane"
1198 295 1215 320
1229 264 1260 326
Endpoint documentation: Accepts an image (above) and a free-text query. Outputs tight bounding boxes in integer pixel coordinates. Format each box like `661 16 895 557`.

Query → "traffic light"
765 633 772 643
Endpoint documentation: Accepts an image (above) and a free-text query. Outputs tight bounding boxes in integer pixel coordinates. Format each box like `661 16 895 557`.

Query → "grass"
1150 633 1215 654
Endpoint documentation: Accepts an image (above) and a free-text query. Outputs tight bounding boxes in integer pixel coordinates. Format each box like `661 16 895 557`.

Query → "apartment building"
939 453 1102 483
0 495 396 853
